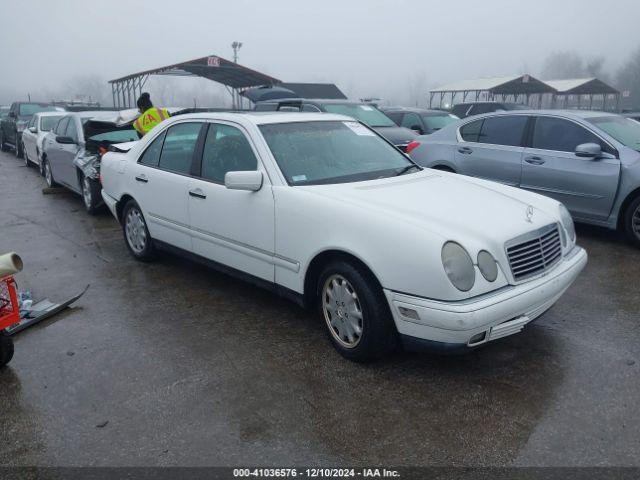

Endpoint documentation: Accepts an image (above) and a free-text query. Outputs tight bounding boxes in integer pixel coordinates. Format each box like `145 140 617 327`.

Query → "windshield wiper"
395 164 421 176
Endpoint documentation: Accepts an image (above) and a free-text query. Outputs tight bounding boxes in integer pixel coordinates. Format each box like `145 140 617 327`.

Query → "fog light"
398 307 420 321
468 331 486 345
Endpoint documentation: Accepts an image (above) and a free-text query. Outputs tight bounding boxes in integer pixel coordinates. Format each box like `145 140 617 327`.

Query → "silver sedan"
408 110 640 247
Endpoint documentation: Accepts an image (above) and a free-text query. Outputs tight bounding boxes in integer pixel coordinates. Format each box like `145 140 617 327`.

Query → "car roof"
35 111 66 117
381 106 451 114
259 98 365 106
165 111 355 125
461 109 620 121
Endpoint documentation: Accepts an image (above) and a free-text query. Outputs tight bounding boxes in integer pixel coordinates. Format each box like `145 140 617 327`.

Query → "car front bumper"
385 246 587 353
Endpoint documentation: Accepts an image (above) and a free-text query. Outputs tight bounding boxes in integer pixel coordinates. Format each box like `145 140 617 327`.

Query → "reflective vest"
133 107 170 135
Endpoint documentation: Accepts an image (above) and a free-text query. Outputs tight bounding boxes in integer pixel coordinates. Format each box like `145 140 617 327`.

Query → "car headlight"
477 250 498 282
559 204 575 243
442 242 475 291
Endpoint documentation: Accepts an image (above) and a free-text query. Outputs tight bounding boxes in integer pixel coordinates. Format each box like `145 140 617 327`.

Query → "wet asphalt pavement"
0 150 638 467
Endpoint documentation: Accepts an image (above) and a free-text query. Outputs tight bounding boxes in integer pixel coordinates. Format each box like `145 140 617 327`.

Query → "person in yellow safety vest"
133 92 170 137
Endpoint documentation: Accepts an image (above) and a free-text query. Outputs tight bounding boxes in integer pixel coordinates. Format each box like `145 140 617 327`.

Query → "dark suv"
0 102 63 157
254 98 417 151
451 102 528 119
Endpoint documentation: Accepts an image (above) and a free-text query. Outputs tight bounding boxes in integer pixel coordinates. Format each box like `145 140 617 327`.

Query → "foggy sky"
1 0 639 106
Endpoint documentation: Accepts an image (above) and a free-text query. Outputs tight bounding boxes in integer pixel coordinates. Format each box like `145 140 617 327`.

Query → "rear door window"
459 119 483 142
139 131 166 167
478 115 528 147
401 113 422 130
532 116 604 153
157 122 202 174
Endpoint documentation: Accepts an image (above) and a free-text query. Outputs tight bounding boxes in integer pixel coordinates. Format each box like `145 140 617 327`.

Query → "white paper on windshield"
360 105 374 111
292 174 307 182
343 121 375 136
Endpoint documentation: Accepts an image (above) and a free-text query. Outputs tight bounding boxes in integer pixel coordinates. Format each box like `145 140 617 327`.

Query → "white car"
100 112 587 361
21 111 65 173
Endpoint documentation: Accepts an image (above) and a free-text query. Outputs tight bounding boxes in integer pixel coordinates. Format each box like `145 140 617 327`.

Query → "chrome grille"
506 224 562 281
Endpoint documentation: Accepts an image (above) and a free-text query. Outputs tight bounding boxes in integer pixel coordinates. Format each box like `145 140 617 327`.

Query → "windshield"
587 116 640 150
321 104 395 127
422 113 459 131
40 115 64 132
18 104 60 117
259 121 419 186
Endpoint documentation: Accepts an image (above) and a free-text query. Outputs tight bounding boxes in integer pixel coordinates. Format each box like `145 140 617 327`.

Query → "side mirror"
28 126 37 133
225 170 263 191
56 135 76 144
410 125 424 135
575 143 602 158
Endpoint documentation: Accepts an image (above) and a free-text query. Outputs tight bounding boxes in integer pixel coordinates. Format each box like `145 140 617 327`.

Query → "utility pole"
231 41 243 109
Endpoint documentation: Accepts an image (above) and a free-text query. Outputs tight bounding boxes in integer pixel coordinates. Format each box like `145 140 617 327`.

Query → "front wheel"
122 199 155 261
0 332 14 368
15 136 23 158
24 143 31 167
624 195 640 248
80 173 103 215
317 260 397 362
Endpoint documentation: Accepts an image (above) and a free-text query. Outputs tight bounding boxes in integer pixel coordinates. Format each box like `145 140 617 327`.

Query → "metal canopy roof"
109 54 280 89
431 74 556 94
544 78 619 95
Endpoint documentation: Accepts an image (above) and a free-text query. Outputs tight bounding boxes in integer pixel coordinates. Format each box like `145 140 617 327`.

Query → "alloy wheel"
125 208 148 254
633 204 640 240
44 161 53 187
322 274 364 348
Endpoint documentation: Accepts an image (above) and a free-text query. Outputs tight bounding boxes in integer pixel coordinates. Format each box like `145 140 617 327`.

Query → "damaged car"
41 110 139 214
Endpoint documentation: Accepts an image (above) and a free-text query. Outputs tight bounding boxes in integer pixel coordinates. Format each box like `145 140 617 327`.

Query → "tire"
0 332 14 368
15 135 23 158
24 142 31 167
80 172 103 215
42 157 57 187
316 260 397 362
0 131 8 152
624 194 640 248
122 199 155 261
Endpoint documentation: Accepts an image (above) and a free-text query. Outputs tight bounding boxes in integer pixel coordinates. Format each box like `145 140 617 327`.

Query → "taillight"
405 141 421 154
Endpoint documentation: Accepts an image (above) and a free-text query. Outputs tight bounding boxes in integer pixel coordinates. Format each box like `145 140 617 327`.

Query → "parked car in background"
21 111 65 173
41 111 139 214
408 110 640 246
451 101 528 119
0 102 64 157
381 107 459 135
623 111 640 122
0 106 9 121
254 98 417 151
100 111 586 361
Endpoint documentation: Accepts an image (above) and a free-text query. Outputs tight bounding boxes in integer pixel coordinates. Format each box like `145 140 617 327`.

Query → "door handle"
189 188 207 199
134 174 148 183
524 156 546 165
458 147 473 154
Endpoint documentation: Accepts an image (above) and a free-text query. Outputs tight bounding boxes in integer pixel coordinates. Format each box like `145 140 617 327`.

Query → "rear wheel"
0 332 14 368
80 173 102 215
122 199 155 261
317 260 396 362
624 195 640 248
43 157 56 187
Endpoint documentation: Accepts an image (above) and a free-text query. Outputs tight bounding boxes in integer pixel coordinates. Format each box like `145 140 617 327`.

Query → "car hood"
298 170 559 249
371 125 417 145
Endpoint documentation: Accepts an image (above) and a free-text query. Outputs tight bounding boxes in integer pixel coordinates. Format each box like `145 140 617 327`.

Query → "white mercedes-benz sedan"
100 112 587 361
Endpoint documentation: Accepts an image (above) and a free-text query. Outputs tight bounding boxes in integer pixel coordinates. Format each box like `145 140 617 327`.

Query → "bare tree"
541 51 586 80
